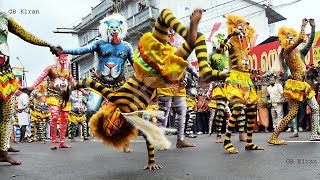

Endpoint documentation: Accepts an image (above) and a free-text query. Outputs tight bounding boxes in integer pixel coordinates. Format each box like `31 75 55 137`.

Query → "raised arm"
31 66 51 89
300 19 316 58
7 16 61 56
7 17 50 47
285 19 308 53
216 29 242 54
216 34 233 54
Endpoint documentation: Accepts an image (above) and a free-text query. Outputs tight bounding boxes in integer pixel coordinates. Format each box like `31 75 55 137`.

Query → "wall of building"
156 0 270 45
78 56 95 79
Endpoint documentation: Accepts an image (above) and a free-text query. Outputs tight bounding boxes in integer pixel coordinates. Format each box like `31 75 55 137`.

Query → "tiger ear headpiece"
277 26 298 49
226 14 255 39
226 14 255 51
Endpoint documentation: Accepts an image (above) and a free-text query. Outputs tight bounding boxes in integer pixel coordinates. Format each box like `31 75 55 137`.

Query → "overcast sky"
0 0 318 86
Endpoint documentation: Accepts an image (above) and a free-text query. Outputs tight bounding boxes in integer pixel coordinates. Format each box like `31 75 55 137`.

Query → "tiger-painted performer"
268 18 320 144
29 80 51 144
68 90 88 141
0 12 60 165
217 15 263 154
62 13 135 153
185 71 198 138
29 54 75 150
207 33 246 143
280 19 318 139
61 9 228 170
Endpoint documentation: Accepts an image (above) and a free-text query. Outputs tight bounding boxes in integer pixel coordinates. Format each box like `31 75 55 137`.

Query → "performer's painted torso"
48 67 71 92
62 14 134 115
0 13 17 100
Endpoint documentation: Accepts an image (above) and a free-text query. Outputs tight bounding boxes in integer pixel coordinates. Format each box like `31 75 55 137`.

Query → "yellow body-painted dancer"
0 12 60 165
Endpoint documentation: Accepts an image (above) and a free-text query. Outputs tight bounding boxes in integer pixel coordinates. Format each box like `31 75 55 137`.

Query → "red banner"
248 41 281 74
249 31 320 74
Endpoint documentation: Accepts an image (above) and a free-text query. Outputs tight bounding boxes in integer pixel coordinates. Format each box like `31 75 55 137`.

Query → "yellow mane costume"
227 15 255 53
278 26 298 49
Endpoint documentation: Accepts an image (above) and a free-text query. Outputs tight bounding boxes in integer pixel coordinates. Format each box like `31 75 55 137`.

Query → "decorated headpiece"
98 13 128 44
277 26 298 49
226 14 255 50
56 54 70 71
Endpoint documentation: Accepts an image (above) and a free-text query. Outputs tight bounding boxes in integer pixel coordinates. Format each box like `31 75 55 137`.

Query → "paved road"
1 132 320 180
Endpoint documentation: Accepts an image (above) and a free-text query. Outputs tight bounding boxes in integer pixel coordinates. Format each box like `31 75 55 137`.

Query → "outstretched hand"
49 45 63 57
309 18 315 27
230 29 241 37
302 18 308 27
218 71 230 80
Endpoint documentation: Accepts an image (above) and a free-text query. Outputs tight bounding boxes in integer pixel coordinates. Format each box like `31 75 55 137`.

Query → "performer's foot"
290 133 299 138
245 143 264 150
176 139 196 148
188 9 203 48
224 140 238 154
42 140 46 144
123 145 134 153
0 151 21 165
267 136 287 145
143 163 162 170
51 142 57 150
83 137 90 141
59 143 72 148
239 133 247 142
158 148 168 151
310 134 320 141
8 147 20 152
215 135 222 143
71 138 76 142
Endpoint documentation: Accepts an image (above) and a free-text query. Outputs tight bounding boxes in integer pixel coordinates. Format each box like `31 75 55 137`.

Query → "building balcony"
126 6 159 38
75 0 112 31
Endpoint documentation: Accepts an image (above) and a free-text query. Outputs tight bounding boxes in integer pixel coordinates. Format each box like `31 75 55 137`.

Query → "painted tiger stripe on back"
131 76 154 95
109 93 143 111
119 85 149 107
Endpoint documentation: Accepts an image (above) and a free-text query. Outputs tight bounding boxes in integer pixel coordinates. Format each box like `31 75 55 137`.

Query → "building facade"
67 0 284 80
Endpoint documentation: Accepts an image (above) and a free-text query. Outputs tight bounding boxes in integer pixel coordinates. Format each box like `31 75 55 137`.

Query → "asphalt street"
1 132 320 180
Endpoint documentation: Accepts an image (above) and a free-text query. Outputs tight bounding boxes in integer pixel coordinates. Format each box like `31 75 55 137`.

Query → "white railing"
127 6 159 29
81 0 111 27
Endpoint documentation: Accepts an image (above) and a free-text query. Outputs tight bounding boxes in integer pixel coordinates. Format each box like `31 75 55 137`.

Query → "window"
83 35 87 45
130 2 138 16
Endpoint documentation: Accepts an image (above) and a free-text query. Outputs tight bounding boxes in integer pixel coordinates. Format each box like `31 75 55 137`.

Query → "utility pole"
16 57 28 87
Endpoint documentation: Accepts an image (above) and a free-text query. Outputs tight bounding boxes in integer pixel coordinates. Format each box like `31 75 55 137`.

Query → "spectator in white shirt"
17 88 31 143
267 74 285 130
